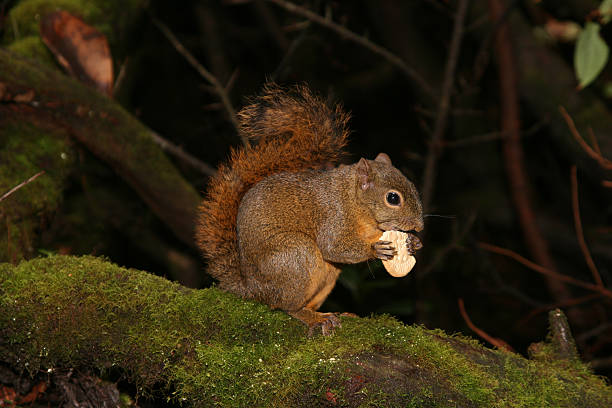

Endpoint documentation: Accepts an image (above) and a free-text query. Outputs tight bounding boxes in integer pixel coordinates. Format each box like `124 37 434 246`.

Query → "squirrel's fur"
197 85 350 292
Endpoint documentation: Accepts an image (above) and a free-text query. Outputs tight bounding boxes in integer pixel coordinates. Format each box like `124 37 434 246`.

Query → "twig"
271 21 311 82
152 18 246 146
420 0 470 212
254 0 289 50
113 57 129 96
559 106 612 170
443 118 548 148
149 132 216 176
491 268 544 307
0 171 45 202
518 293 602 326
465 12 490 33
413 106 485 119
472 0 520 82
420 212 475 277
422 0 455 18
225 67 240 93
478 242 612 299
570 166 603 287
457 298 514 351
577 321 612 342
446 130 506 147
266 0 437 100
586 128 602 155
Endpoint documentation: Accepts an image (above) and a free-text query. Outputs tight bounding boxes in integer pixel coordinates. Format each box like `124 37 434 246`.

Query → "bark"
0 49 201 248
0 255 610 407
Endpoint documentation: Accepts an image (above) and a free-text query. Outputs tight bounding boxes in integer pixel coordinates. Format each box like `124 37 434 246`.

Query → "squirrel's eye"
386 191 401 206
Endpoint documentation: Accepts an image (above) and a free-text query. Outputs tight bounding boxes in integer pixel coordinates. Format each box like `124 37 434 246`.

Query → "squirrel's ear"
356 158 373 191
375 153 392 165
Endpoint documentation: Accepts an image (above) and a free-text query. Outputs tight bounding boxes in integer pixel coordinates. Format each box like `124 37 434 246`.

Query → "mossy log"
1 256 610 407
0 49 201 247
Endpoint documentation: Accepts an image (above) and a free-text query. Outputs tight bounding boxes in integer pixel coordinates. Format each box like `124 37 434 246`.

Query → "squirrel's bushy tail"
196 84 350 289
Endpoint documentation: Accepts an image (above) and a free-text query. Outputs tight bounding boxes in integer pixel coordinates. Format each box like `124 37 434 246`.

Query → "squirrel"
196 84 423 335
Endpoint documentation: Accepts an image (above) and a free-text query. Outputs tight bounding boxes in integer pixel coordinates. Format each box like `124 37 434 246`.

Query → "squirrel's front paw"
372 240 397 261
405 234 423 255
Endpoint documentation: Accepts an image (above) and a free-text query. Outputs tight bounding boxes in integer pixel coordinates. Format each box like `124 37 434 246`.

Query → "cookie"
380 230 417 277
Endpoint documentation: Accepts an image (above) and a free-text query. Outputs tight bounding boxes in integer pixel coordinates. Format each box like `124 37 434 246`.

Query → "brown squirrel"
197 85 423 335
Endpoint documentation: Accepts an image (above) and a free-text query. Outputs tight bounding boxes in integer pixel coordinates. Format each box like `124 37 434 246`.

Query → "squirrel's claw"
308 312 341 337
405 234 423 255
372 240 397 260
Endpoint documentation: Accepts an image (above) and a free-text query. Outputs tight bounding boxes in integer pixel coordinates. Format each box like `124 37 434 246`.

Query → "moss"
0 122 74 261
6 0 103 41
1 255 611 407
6 36 55 66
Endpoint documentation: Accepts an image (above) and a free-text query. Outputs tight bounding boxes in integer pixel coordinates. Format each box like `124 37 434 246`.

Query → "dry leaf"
40 10 113 96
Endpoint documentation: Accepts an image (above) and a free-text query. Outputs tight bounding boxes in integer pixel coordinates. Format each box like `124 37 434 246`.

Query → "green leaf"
600 0 612 24
574 22 609 89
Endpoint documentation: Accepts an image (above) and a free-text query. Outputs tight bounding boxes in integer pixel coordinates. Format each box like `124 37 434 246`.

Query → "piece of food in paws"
380 230 417 277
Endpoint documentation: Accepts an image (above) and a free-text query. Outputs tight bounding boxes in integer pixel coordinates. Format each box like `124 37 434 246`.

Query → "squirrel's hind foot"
289 308 343 336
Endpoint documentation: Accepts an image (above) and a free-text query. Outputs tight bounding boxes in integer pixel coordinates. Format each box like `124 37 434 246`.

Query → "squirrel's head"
354 153 423 233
